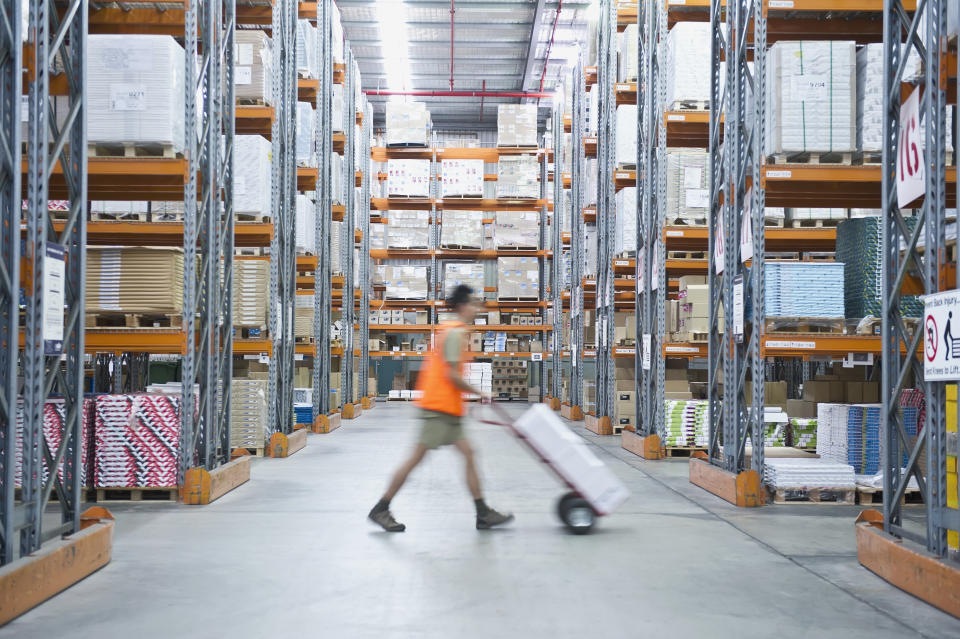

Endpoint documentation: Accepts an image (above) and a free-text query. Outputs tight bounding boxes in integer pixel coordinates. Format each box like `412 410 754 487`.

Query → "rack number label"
897 86 925 208
531 352 543 361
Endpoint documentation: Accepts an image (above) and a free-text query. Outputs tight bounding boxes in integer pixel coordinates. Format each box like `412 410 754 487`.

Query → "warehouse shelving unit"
549 107 564 407
358 100 374 408
568 57 587 420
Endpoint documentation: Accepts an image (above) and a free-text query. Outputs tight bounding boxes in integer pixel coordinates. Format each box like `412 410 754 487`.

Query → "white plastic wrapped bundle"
235 135 272 219
332 1 344 64
856 44 883 153
378 266 428 299
584 227 598 276
497 104 538 147
87 35 186 151
296 20 318 79
619 23 639 81
331 220 342 274
497 256 539 300
387 210 430 249
296 102 316 166
495 212 539 248
386 101 431 146
234 30 272 105
665 23 711 107
441 210 483 248
496 155 540 199
788 208 848 222
615 105 637 166
765 41 856 156
333 84 345 133
586 159 598 206
615 187 637 255
370 223 386 250
233 259 269 328
332 153 344 204
666 150 709 222
441 159 484 197
387 159 431 197
444 263 485 296
587 87 598 135
295 195 316 254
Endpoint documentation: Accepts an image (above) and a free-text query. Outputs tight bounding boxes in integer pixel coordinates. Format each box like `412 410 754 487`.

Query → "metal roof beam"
520 0 549 93
350 38 583 47
338 1 590 9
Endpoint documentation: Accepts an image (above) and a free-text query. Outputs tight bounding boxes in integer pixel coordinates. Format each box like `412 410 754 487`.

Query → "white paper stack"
665 23 711 108
614 187 638 255
332 153 344 204
584 227 598 276
387 210 430 248
235 135 272 219
788 208 847 222
586 159 599 206
815 403 850 465
619 23 639 81
231 379 267 450
296 20 318 79
496 155 540 199
87 35 186 151
333 84 345 133
763 458 856 490
444 263 485 297
332 1 344 63
378 266 428 299
440 210 484 248
233 259 269 329
495 212 539 248
369 223 386 250
387 159 431 197
765 41 856 156
497 104 538 147
331 220 342 274
295 194 316 254
856 43 883 153
296 102 316 166
497 257 539 300
666 150 709 222
234 30 272 105
615 105 638 167
441 159 484 197
386 101 431 146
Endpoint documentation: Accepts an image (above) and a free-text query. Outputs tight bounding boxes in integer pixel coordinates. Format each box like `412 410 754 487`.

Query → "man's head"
447 284 479 323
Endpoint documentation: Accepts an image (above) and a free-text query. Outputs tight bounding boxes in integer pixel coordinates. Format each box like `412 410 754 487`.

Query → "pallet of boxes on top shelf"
497 104 539 148
386 101 432 148
496 154 540 200
235 30 273 106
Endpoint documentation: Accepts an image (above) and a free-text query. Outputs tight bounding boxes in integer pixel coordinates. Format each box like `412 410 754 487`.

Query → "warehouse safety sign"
924 289 960 381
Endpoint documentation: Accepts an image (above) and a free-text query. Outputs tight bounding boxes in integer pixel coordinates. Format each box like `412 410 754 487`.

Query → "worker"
368 284 514 532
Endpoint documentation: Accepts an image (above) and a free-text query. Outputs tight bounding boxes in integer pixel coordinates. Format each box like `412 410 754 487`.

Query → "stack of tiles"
494 211 539 248
296 20 318 78
440 210 483 248
387 210 430 248
763 458 856 490
15 398 95 488
615 187 637 255
294 404 313 425
666 150 709 222
496 257 539 300
664 23 711 107
386 101 431 147
231 379 267 450
765 41 856 156
294 293 314 338
441 159 484 197
296 102 316 165
497 104 538 147
790 417 818 449
787 208 847 223
86 247 184 315
295 194 316 254
663 400 709 447
764 262 844 319
463 362 493 399
233 259 269 331
444 263 485 297
234 30 273 105
496 155 540 199
615 105 637 167
235 135 273 219
835 217 923 320
94 394 181 488
87 35 186 152
387 159 431 197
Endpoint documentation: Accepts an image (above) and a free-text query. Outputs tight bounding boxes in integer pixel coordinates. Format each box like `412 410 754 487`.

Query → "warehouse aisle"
5 403 960 638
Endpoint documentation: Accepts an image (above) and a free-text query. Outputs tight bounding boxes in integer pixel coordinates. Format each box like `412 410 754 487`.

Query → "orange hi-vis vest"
415 320 469 417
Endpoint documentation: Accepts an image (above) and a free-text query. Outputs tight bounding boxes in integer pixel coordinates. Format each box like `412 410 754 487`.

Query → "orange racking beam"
236 105 275 139
57 221 273 248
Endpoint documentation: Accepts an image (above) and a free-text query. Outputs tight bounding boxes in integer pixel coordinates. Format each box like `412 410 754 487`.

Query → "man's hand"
479 392 494 404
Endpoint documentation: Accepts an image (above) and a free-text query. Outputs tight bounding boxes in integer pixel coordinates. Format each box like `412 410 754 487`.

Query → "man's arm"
444 328 489 398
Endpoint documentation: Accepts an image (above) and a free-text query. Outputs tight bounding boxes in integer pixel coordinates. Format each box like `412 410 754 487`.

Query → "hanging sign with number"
651 243 660 291
740 191 753 263
714 214 725 274
897 86 925 208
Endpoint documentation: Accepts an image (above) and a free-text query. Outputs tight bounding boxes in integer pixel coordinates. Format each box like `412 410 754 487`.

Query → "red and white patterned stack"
94 394 181 488
14 398 95 488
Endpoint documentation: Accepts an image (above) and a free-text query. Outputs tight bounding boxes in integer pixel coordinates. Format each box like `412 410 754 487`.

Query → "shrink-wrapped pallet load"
496 155 540 199
497 104 538 147
87 35 186 152
235 135 273 219
86 247 184 315
444 263 485 297
765 41 856 156
495 212 539 248
387 159 431 197
440 210 484 248
332 152 344 204
94 394 181 488
294 293 314 338
296 102 316 166
764 262 844 320
618 23 639 81
387 210 430 249
497 257 539 300
333 84 345 132
666 150 709 223
296 20 318 79
615 105 638 167
378 266 429 299
295 194 316 254
664 23 712 108
386 101 431 146
615 187 637 255
441 159 484 197
233 259 269 330
234 30 273 105
331 220 342 274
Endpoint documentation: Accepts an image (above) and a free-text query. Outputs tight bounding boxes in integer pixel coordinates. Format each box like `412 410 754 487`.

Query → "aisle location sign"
924 289 960 381
897 86 925 208
715 214 725 274
741 192 753 263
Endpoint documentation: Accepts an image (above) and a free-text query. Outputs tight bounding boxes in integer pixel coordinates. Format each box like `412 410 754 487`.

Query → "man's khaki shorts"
418 408 465 449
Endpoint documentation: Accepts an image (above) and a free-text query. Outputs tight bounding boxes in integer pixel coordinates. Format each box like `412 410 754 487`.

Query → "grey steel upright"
359 100 373 400
569 57 586 414
881 0 959 561
314 0 334 423
539 139 549 399
550 108 564 402
14 0 87 560
342 50 357 408
637 0 665 441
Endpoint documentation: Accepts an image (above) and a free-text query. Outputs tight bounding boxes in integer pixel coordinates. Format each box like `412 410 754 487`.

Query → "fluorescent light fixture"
377 0 412 94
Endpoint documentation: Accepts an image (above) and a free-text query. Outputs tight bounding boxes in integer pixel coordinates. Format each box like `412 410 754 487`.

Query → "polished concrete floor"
6 402 960 638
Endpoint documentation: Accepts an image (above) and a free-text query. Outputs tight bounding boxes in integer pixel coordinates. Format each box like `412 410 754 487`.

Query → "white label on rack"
669 0 687 4
642 334 651 370
766 340 816 350
665 230 684 237
616 172 630 179
235 66 252 85
244 355 259 360
237 43 254 65
294 353 305 361
769 0 794 7
617 347 636 356
665 345 700 354
666 113 686 121
767 170 792 178
109 84 146 111
614 260 629 266
531 352 543 361
259 354 270 364
616 84 630 91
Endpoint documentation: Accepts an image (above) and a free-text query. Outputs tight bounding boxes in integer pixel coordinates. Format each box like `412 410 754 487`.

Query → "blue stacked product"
294 403 313 425
764 262 845 318
835 217 923 319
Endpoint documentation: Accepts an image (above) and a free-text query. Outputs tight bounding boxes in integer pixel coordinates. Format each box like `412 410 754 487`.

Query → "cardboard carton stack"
233 259 269 332
440 210 484 248
497 257 539 300
377 265 428 300
497 104 538 147
614 312 636 345
387 159 431 197
613 360 636 430
615 186 637 255
493 360 529 398
464 362 493 399
387 210 430 248
85 247 184 316
494 211 539 248
386 101 431 147
294 293 314 339
496 155 540 199
234 30 273 105
441 159 484 197
444 263 485 297
676 275 709 340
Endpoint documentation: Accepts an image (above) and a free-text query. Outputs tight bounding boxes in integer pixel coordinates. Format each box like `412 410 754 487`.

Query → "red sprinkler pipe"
450 0 456 91
538 0 563 93
365 89 554 98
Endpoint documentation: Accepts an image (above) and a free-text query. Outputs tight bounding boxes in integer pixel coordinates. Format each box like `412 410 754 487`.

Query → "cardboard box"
616 379 635 392
786 399 817 418
765 381 787 408
863 382 879 404
616 391 635 404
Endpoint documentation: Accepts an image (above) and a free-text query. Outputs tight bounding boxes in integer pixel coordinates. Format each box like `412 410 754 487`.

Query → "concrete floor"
5 402 960 638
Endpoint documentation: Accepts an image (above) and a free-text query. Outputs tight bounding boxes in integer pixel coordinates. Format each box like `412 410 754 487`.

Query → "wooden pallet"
442 194 483 199
496 245 539 251
440 244 484 250
668 251 706 260
664 446 707 458
237 326 267 339
671 332 708 343
856 487 924 506
88 142 179 159
770 486 856 505
801 252 837 262
386 142 430 148
497 297 541 303
237 97 270 106
236 247 267 256
856 151 883 165
91 211 151 222
232 446 265 458
495 145 539 150
789 218 844 228
236 212 270 223
615 163 637 171
666 216 707 227
86 313 182 329
669 100 709 111
770 151 853 165
295 336 315 345
764 317 844 334
95 487 179 502
764 216 785 227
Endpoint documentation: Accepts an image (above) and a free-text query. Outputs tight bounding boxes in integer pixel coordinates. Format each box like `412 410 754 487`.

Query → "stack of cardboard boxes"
440 159 484 197
385 101 431 147
464 362 493 399
494 211 539 248
497 257 539 300
444 263 485 297
496 104 538 147
674 275 715 340
788 366 880 418
493 360 529 398
440 210 484 248
614 312 636 345
614 360 636 430
386 210 430 248
496 155 540 199
376 266 428 299
386 159 431 197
